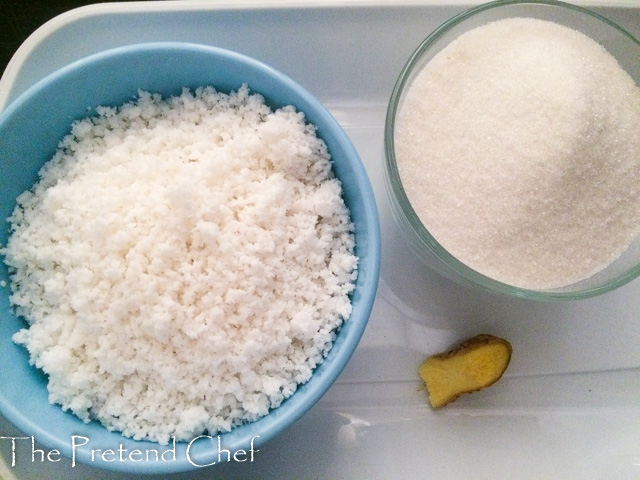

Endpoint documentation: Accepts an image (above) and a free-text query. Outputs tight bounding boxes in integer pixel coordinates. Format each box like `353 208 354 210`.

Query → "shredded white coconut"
2 84 357 444
395 18 640 290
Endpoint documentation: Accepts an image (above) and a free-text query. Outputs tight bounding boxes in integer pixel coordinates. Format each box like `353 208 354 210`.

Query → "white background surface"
1 1 640 478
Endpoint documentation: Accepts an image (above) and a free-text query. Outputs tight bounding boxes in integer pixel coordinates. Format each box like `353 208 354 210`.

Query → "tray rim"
2 0 640 111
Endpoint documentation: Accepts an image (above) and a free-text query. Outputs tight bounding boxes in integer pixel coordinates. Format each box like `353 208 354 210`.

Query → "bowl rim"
384 0 640 301
0 41 381 473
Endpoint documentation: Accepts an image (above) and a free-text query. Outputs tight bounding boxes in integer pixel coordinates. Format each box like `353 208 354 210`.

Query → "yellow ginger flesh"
419 334 512 408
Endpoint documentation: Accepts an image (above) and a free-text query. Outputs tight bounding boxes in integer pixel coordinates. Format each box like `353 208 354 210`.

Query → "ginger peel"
419 334 512 408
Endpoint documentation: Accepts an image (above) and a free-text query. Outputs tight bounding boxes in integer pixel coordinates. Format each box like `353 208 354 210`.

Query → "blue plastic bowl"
0 42 380 474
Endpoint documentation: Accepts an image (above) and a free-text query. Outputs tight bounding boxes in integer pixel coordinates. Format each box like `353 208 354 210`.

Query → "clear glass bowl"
384 0 640 300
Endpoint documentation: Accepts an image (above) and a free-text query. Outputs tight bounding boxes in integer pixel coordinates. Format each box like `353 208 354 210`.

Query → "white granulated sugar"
2 85 357 444
395 18 640 290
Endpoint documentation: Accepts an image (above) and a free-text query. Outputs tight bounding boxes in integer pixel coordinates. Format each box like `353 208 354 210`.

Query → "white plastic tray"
2 1 640 478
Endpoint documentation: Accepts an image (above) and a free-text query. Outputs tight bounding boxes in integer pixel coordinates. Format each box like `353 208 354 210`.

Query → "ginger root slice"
419 334 512 408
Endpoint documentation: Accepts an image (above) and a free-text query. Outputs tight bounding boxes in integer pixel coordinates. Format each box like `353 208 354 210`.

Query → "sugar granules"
394 18 640 290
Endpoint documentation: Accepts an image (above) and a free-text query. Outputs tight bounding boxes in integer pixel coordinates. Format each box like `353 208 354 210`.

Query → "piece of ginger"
419 334 512 408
